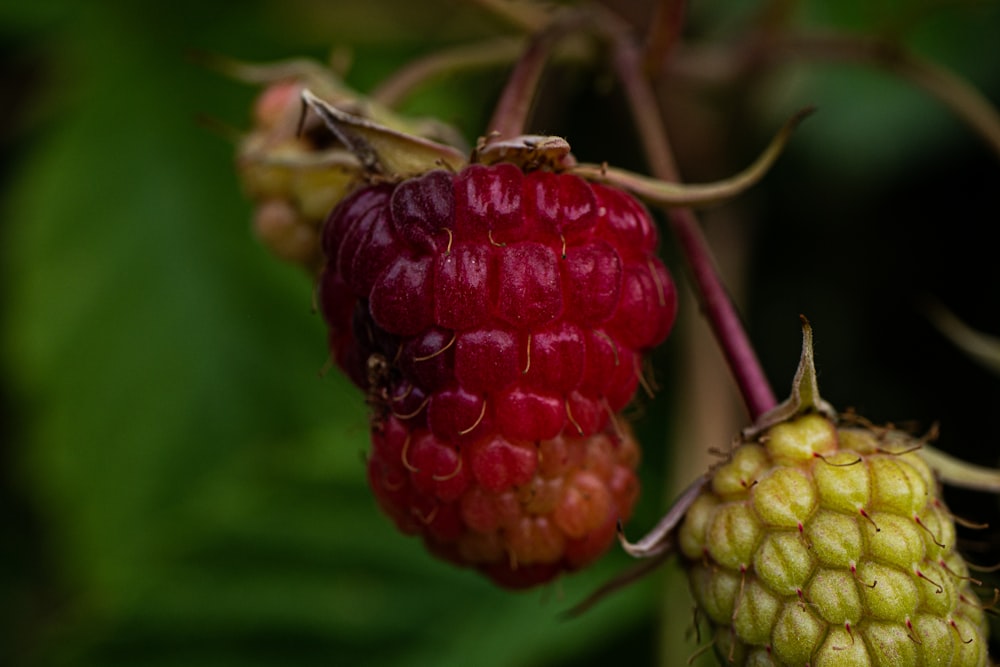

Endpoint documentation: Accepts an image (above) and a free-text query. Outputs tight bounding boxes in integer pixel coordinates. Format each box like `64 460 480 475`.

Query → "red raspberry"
318 163 676 586
367 416 641 588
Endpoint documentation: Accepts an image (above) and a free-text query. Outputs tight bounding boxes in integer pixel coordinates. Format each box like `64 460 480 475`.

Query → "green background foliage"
1 1 999 665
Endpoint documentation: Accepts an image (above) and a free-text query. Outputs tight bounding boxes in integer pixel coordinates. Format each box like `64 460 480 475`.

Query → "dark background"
2 1 999 665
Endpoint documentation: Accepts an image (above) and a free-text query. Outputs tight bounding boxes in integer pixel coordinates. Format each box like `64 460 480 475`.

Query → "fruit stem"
642 0 687 77
369 37 526 107
605 19 778 420
485 12 584 142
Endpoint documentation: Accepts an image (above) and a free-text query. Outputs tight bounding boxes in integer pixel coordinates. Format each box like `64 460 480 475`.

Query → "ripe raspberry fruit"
317 162 677 586
319 163 677 436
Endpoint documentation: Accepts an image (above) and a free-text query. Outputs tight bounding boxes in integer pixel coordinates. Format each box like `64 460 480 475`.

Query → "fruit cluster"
317 162 677 587
680 412 989 666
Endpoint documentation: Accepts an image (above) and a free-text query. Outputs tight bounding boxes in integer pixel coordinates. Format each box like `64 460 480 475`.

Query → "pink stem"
643 0 687 76
486 14 584 141
611 30 777 420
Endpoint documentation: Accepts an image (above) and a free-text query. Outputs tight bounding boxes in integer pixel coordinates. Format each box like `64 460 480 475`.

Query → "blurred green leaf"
1 3 655 666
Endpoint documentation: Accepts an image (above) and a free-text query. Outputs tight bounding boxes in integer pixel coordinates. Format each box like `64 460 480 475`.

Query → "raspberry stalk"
602 11 777 420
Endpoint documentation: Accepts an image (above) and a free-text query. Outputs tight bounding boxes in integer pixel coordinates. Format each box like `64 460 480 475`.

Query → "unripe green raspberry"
680 413 990 666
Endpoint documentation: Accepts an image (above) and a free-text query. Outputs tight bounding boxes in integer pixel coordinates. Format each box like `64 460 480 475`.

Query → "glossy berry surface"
680 413 989 666
317 163 677 586
368 416 640 588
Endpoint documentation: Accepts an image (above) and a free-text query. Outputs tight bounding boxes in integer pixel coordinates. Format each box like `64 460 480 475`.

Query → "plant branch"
463 0 555 32
603 17 778 421
659 31 1000 161
570 105 813 207
642 0 687 77
485 12 586 142
775 33 1000 160
370 37 526 107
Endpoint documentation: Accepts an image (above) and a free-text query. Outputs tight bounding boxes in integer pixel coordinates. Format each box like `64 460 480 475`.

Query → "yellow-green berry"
680 413 989 666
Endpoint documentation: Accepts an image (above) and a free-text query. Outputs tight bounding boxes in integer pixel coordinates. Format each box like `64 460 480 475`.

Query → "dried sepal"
571 107 815 208
473 134 574 171
225 55 467 271
743 316 836 440
301 90 468 179
617 476 708 558
214 53 466 145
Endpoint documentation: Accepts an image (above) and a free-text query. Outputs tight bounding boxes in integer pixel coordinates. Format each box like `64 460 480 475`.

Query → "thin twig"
370 37 526 107
561 549 672 619
570 105 813 207
603 15 778 420
463 0 555 32
660 31 1000 161
775 33 1000 160
485 12 587 142
643 0 687 77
